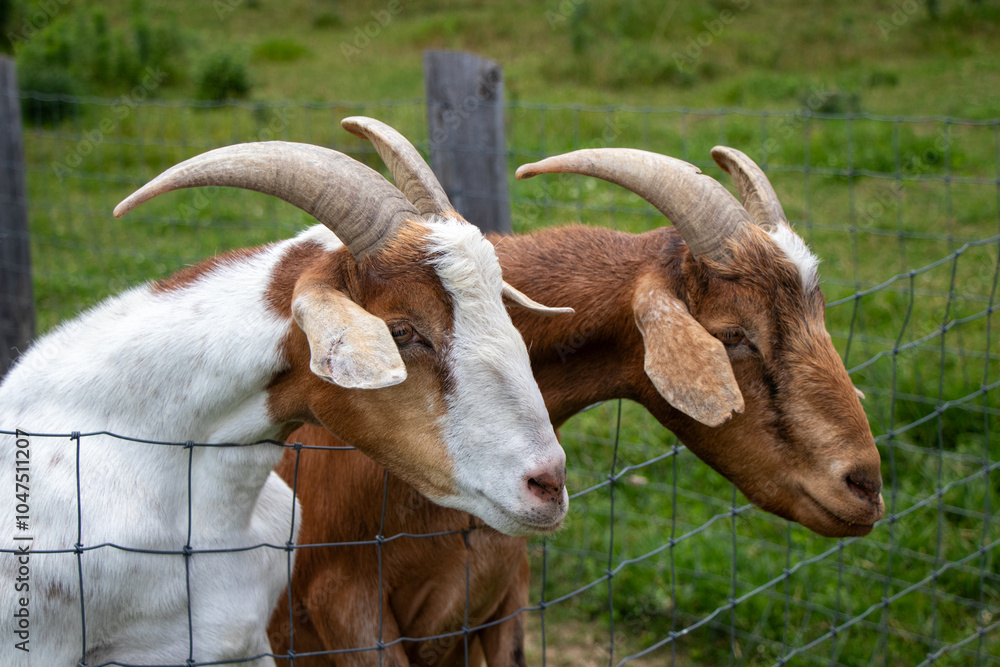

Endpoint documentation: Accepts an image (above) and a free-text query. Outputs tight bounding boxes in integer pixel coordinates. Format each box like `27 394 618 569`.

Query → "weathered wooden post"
0 54 34 377
424 50 511 235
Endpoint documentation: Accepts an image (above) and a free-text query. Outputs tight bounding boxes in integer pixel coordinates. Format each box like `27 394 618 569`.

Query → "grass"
11 0 1000 664
12 0 1000 112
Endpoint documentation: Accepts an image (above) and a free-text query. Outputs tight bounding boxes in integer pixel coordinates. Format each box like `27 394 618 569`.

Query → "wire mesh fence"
2 92 999 666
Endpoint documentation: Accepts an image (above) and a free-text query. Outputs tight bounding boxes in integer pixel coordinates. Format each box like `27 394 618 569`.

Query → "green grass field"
11 0 1000 664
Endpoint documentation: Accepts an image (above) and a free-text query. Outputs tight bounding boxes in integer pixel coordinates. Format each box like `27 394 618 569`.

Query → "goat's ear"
292 281 406 390
502 282 575 317
632 277 744 427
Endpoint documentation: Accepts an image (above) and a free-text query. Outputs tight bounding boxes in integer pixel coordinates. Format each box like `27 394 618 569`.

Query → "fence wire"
1 94 998 666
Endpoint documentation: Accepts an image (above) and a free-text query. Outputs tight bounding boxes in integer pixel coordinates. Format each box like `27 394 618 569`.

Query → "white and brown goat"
0 132 570 666
266 119 885 666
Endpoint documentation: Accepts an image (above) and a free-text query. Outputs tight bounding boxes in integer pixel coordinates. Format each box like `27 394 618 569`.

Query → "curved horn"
516 148 750 262
342 116 455 218
113 141 420 260
711 146 787 230
345 118 577 309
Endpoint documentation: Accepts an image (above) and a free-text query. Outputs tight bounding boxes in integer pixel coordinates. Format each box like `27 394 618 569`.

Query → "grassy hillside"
12 0 1000 115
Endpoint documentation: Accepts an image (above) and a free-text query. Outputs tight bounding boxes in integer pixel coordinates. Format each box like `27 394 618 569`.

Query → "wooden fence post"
0 55 33 377
424 50 512 235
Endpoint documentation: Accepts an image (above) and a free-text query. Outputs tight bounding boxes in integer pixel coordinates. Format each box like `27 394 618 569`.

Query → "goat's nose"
526 467 566 505
845 466 883 505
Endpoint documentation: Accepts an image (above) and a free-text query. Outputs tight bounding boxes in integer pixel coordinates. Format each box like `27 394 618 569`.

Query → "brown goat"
267 120 884 666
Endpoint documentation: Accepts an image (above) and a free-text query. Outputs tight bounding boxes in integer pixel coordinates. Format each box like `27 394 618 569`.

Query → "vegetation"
16 1 184 123
195 48 252 100
0 0 16 55
11 0 1000 664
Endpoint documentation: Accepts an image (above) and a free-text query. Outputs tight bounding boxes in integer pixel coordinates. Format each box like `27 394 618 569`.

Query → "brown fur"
264 220 460 502
270 445 525 666
269 224 883 665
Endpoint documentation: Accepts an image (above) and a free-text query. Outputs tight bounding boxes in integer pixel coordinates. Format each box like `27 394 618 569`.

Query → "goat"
0 128 571 667
266 118 886 666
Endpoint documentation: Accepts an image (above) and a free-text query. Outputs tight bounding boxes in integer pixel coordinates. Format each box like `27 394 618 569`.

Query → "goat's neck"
0 239 325 534
500 226 684 428
0 241 307 448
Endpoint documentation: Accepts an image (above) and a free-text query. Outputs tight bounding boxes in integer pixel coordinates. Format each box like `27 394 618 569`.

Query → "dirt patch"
523 615 686 666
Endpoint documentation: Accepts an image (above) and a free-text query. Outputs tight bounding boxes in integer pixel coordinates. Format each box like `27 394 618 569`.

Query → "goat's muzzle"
799 456 885 538
517 458 568 532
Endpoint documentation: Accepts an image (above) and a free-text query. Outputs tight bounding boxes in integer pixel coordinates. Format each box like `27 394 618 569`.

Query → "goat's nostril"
527 472 564 502
845 473 882 504
528 476 560 494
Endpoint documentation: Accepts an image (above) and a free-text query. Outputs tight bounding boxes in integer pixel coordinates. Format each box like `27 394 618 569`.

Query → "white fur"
422 216 568 535
768 225 819 290
294 224 345 253
0 239 306 666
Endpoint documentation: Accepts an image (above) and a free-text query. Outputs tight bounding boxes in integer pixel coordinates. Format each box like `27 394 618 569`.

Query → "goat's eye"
717 328 747 347
388 322 417 346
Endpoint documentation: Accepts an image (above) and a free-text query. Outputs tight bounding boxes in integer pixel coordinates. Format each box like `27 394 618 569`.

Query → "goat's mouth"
799 490 884 538
512 515 565 535
475 490 566 537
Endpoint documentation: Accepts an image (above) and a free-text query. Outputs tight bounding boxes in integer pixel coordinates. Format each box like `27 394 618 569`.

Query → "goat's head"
516 148 884 538
113 134 570 536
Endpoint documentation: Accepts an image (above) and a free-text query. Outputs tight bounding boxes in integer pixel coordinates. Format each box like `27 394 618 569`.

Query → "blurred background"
1 1 998 665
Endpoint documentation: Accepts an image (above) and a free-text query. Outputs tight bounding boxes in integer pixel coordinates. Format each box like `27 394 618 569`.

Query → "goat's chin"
432 490 567 537
792 492 883 538
493 517 565 538
475 501 567 537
